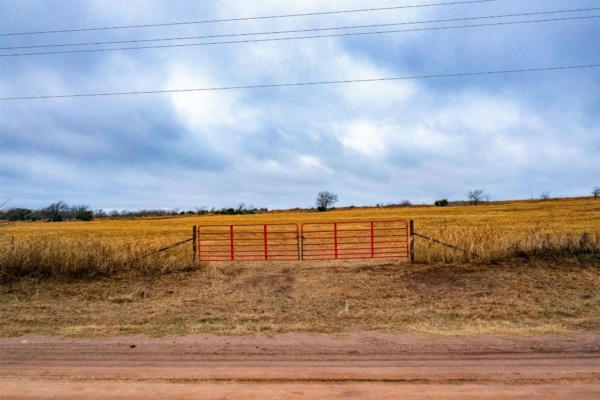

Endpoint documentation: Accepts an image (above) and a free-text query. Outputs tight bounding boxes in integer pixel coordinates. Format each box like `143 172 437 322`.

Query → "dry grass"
0 235 196 282
1 258 599 336
1 197 598 336
1 197 599 282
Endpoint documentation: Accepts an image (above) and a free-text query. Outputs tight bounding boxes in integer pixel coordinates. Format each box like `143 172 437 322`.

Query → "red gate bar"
197 223 299 261
301 220 409 261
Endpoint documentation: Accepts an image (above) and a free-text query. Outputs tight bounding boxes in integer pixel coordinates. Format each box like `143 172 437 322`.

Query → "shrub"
434 199 449 207
540 191 550 200
3 208 33 221
76 210 93 221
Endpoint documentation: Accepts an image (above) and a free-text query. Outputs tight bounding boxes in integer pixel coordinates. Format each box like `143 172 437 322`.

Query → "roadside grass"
1 258 598 337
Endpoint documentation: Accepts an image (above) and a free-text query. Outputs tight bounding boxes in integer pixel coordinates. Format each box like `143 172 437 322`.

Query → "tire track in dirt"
2 333 599 399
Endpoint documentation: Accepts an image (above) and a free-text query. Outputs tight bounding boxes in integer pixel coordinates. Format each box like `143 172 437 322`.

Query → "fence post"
370 221 375 258
229 225 235 261
409 220 414 264
192 225 197 264
263 224 268 261
299 224 303 260
334 222 338 259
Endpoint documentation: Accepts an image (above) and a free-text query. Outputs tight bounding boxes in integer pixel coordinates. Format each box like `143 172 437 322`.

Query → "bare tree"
467 189 486 205
540 191 550 200
41 201 69 222
236 202 247 213
195 206 208 215
593 186 600 199
316 191 338 211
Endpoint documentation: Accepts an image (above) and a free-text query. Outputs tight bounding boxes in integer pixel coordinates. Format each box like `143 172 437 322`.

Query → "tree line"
2 187 598 222
0 202 271 221
0 201 93 222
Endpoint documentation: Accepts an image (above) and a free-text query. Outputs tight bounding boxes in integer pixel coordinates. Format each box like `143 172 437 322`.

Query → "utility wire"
2 64 598 101
0 0 496 36
3 14 597 57
2 7 596 51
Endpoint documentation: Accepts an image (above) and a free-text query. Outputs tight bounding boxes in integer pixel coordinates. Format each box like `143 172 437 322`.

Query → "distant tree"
94 209 107 218
467 190 486 205
434 199 449 207
41 201 69 222
3 208 33 221
540 191 550 201
316 191 338 212
196 206 208 215
74 205 93 221
593 187 600 199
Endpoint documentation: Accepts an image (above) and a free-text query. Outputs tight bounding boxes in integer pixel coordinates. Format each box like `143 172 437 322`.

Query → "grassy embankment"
0 197 598 336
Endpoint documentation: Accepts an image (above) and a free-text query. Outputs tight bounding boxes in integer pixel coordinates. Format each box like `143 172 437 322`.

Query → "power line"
0 0 496 37
3 14 597 57
3 7 596 51
2 64 598 101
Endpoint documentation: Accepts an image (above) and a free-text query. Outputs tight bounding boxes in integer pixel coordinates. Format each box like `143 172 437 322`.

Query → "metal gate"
301 220 410 260
196 223 300 261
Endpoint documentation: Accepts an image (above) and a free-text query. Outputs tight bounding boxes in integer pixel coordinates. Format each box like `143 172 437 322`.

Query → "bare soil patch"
1 332 599 399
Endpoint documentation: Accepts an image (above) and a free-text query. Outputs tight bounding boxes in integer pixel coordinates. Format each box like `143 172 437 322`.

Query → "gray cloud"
1 0 599 209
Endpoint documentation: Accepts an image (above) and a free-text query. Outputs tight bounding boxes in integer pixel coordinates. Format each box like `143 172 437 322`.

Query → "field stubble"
0 197 598 282
0 197 599 336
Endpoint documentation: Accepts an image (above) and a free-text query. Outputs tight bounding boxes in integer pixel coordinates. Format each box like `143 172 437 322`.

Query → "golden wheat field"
1 197 599 336
1 196 599 281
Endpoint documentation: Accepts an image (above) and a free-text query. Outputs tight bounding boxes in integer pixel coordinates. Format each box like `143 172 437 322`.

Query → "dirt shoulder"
2 333 600 400
1 259 599 337
2 332 600 360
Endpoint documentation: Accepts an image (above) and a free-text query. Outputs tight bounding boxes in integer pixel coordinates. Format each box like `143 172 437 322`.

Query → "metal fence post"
192 225 197 264
229 225 235 261
334 222 338 259
409 220 414 264
263 224 268 261
299 224 303 260
370 221 375 258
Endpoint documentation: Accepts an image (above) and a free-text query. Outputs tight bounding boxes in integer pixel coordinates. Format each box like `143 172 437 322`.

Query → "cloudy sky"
1 0 599 210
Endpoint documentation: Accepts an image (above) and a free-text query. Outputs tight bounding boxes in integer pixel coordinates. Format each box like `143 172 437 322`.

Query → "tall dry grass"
2 197 599 282
0 235 195 283
1 228 598 283
414 226 599 263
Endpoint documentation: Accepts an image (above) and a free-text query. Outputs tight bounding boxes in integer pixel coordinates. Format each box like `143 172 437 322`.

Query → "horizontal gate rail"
301 220 409 261
197 223 299 261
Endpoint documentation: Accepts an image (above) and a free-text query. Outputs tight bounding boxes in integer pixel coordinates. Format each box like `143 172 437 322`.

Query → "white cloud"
337 120 391 156
299 155 333 174
166 64 262 144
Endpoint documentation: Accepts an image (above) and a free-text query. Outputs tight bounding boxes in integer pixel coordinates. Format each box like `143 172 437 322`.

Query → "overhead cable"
2 63 598 101
2 14 597 57
2 7 596 51
0 0 497 36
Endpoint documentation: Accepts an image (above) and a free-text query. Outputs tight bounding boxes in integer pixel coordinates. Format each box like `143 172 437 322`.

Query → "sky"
1 0 599 211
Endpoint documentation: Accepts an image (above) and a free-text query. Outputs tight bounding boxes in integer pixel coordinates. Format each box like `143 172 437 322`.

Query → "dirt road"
1 333 599 399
